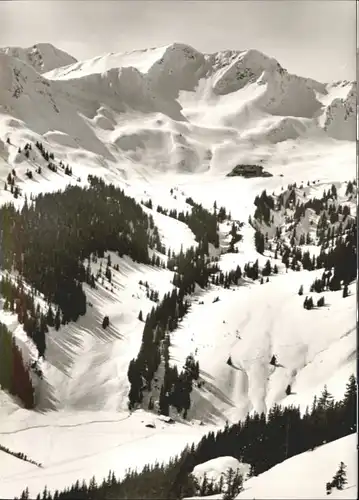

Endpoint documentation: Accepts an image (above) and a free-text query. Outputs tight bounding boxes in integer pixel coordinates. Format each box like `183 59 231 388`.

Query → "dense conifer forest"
16 374 356 500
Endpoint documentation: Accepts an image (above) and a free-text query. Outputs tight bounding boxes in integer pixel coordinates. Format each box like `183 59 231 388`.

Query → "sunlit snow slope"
235 434 357 499
185 434 357 500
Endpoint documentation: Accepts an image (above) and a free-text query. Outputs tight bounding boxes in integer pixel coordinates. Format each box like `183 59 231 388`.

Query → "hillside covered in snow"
184 434 357 499
0 41 356 499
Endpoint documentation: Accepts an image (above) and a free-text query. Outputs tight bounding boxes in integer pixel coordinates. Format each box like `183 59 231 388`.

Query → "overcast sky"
0 0 356 82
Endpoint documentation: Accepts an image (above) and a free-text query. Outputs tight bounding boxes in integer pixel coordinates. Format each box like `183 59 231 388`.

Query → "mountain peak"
0 43 77 74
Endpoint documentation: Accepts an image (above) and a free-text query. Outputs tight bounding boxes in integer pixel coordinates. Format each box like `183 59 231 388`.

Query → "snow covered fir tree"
0 12 356 500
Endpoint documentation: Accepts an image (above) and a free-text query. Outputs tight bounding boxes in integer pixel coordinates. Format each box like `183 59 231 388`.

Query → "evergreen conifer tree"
331 462 347 490
102 315 110 329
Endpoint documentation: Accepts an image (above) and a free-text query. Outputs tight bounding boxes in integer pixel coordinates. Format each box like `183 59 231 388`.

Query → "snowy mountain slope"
0 43 77 74
0 42 355 181
170 269 356 423
185 434 357 499
236 433 357 499
0 41 356 499
320 82 356 141
0 252 181 413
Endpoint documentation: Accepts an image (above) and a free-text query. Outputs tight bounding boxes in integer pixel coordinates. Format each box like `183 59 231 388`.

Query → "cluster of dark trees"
18 375 356 500
169 243 219 293
185 198 230 224
209 265 245 288
6 171 16 187
127 285 194 414
14 139 76 178
197 467 244 499
227 222 243 252
154 199 224 248
4 169 21 198
18 142 34 160
34 141 75 176
0 442 42 468
316 206 352 247
138 280 160 303
315 219 356 289
58 161 73 176
291 184 338 221
1 275 48 356
0 175 161 356
0 322 35 409
35 141 55 163
171 246 249 291
253 180 355 249
242 259 278 282
158 353 200 419
252 180 357 295
154 197 236 251
303 295 325 310
7 137 73 181
253 189 275 224
302 218 356 296
244 260 260 281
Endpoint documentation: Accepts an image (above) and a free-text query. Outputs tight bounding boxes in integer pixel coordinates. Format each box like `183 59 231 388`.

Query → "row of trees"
210 264 246 288
0 442 42 468
35 141 55 163
0 322 35 409
18 375 356 500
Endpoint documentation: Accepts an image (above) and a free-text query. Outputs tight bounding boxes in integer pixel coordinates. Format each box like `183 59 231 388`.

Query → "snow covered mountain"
0 43 77 74
0 42 356 499
0 43 355 174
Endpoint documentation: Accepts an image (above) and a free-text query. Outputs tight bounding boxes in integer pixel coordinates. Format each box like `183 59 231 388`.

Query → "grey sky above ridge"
0 0 356 83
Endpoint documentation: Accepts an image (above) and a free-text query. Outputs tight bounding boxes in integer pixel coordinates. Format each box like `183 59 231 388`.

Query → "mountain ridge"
0 43 77 74
0 41 355 181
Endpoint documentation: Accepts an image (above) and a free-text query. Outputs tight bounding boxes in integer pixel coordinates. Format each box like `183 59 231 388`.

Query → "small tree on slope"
102 315 110 329
331 462 347 490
